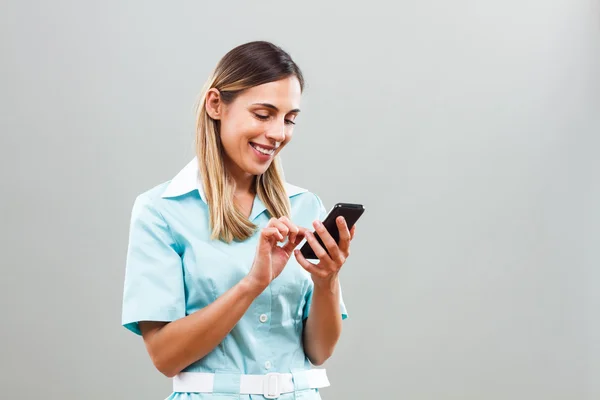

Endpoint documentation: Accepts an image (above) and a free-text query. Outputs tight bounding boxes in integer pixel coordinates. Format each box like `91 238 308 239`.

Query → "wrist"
240 276 268 297
313 274 340 294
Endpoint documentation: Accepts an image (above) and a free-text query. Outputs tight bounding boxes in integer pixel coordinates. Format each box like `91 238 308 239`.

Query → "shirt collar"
160 157 308 203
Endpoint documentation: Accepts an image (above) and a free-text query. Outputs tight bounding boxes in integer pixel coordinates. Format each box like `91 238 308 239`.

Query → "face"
205 76 302 181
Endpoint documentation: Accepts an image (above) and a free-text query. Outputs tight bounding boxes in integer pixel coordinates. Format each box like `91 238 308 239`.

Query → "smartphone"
299 203 365 260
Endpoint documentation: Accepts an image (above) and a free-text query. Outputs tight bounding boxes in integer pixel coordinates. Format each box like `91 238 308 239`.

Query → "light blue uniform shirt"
121 158 348 400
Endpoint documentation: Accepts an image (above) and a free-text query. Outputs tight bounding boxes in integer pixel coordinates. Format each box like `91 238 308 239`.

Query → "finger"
350 225 356 240
295 227 309 243
304 230 331 263
294 250 327 278
278 216 299 244
262 227 284 242
336 216 352 254
312 220 342 263
261 227 284 243
268 218 289 240
281 227 307 254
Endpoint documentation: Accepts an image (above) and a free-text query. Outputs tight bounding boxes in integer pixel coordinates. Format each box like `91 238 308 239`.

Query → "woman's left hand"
294 216 356 289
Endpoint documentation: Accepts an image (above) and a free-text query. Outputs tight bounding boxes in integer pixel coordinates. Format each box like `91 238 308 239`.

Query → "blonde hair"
194 41 305 243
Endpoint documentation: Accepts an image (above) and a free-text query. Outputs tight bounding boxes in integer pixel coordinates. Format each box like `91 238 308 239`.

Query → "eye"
254 113 269 121
285 119 296 125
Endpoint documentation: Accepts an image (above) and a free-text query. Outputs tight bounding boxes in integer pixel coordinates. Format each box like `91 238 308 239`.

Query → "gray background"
1 0 599 399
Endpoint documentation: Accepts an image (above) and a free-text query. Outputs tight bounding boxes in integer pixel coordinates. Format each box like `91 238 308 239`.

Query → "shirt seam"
149 197 182 254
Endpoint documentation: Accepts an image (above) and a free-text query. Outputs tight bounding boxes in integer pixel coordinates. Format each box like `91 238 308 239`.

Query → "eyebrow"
252 103 301 113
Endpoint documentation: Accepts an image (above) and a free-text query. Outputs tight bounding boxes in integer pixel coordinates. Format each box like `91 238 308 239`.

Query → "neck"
225 158 255 195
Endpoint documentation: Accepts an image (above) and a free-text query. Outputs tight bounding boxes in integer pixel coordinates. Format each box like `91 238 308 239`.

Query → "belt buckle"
263 372 281 399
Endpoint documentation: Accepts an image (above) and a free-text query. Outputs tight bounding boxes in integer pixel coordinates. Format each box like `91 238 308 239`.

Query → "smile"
249 142 275 156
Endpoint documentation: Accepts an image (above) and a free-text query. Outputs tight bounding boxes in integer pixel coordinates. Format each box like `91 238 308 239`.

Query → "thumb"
258 227 281 250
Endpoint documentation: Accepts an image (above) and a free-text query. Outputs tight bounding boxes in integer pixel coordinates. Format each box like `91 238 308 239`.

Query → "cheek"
219 119 250 147
283 131 293 144
218 127 234 151
229 118 263 142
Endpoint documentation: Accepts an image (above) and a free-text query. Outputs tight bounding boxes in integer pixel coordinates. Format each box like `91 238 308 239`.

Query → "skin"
138 76 357 377
207 75 302 198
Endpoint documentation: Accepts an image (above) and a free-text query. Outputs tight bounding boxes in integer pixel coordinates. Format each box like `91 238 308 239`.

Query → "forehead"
236 76 302 111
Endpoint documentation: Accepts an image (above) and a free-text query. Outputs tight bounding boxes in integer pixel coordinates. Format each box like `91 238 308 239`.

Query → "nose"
265 120 286 143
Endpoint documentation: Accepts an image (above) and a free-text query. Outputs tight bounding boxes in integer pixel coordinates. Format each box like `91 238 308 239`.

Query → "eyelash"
254 114 296 125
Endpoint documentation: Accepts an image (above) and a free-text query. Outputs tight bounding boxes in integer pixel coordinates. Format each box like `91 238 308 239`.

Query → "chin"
253 165 271 176
246 162 272 176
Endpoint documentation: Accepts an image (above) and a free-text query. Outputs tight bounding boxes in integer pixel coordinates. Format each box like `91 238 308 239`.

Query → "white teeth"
251 143 274 155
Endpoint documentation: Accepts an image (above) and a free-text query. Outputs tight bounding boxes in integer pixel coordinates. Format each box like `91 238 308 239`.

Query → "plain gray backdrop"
1 0 599 399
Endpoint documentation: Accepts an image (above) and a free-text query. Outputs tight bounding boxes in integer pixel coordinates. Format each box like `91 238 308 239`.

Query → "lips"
249 142 275 155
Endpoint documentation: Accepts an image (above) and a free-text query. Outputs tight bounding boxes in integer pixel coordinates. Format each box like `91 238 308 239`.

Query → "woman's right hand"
246 217 306 290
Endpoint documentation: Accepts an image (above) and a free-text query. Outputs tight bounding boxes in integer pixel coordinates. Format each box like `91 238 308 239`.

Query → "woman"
121 41 356 400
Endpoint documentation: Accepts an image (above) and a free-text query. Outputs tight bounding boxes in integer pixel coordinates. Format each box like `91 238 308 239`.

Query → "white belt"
173 369 330 399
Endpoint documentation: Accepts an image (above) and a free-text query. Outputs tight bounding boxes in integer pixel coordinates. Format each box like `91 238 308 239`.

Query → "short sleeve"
315 194 328 221
302 194 349 320
121 195 185 336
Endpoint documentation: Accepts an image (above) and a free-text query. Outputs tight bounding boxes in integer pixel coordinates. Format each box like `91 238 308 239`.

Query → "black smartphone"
299 203 365 260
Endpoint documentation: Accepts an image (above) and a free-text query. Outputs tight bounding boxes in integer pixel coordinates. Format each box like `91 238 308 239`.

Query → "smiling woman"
206 76 302 189
197 43 306 243
121 41 355 400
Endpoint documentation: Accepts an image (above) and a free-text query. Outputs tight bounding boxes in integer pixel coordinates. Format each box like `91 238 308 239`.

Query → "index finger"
278 216 300 244
281 226 308 254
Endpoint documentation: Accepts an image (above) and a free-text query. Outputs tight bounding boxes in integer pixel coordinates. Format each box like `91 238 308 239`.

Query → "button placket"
254 276 274 374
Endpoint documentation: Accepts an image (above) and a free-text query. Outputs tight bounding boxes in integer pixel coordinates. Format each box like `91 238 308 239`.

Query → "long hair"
194 41 305 243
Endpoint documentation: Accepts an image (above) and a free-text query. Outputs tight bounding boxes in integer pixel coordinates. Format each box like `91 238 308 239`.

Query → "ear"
205 88 222 120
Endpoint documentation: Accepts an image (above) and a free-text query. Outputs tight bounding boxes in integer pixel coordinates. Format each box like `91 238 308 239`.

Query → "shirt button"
265 361 272 369
259 314 268 323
